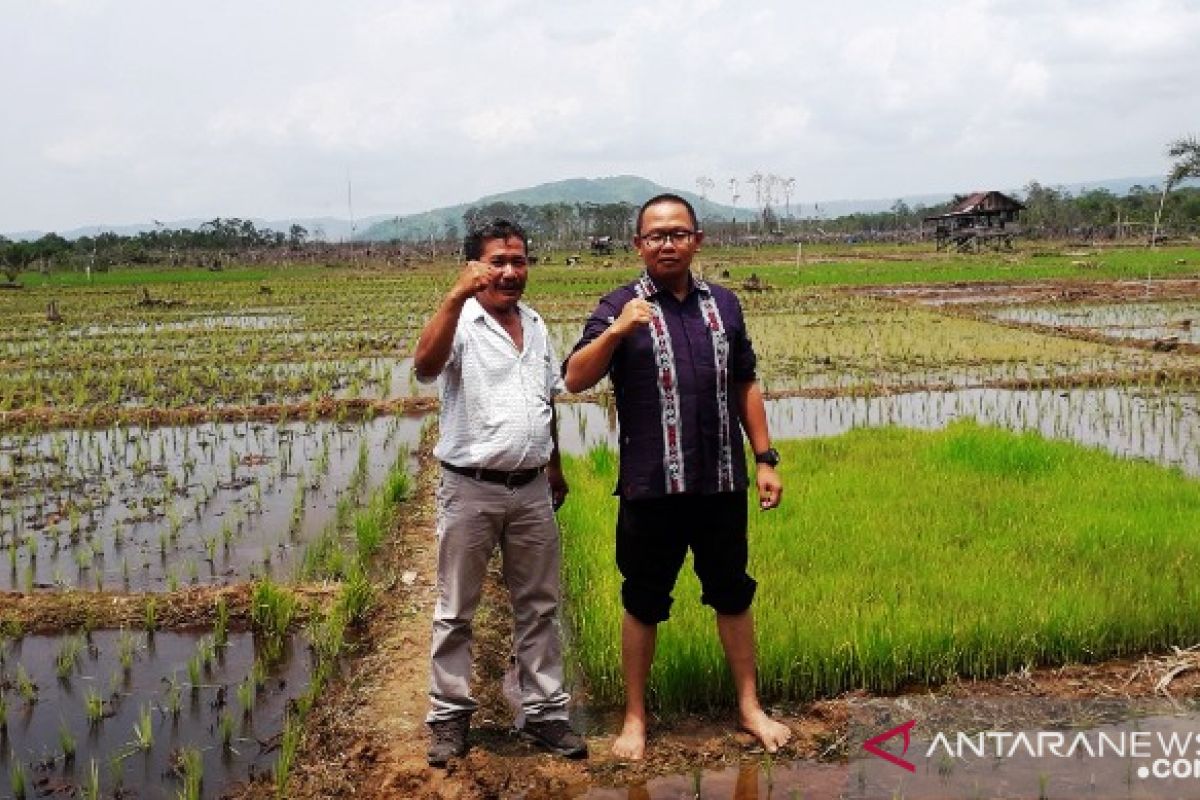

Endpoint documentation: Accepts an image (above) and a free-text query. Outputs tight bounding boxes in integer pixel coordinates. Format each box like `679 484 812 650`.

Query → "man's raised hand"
612 298 653 337
452 260 496 301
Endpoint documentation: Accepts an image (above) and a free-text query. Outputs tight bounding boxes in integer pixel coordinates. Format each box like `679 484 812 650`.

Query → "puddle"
845 696 1200 799
558 388 1200 476
0 415 427 591
0 629 310 799
580 761 849 799
581 699 1200 799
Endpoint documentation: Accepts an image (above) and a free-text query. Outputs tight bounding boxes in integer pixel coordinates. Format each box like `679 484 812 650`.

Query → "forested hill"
356 176 752 242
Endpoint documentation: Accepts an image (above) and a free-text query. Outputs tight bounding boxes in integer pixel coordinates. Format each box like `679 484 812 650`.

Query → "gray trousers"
426 468 570 724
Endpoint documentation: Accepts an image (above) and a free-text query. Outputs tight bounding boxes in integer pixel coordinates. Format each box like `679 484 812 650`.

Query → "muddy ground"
225 444 1200 800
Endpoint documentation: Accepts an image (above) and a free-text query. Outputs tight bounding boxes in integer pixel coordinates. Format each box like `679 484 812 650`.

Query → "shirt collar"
637 270 711 299
464 296 537 323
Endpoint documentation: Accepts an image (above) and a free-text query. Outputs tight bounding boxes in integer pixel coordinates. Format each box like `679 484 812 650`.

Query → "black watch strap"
754 447 780 467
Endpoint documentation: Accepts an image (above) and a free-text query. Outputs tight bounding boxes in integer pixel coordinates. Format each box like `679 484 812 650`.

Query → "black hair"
463 218 529 261
635 193 700 236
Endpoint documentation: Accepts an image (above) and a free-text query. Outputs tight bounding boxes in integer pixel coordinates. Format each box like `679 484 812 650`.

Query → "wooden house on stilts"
923 191 1025 251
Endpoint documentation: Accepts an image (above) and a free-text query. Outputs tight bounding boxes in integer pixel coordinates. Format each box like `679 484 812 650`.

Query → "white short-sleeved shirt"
419 297 564 470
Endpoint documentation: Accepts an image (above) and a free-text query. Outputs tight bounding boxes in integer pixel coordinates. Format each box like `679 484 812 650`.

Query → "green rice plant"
80 759 100 800
59 722 76 762
9 759 27 800
164 671 182 717
338 565 373 624
132 703 153 750
16 664 37 704
118 628 136 673
251 579 297 641
214 596 230 648
219 710 235 751
175 747 202 800
186 654 202 693
143 598 157 632
198 636 216 673
559 424 1200 710
274 712 302 799
55 635 82 680
84 688 104 725
237 677 255 718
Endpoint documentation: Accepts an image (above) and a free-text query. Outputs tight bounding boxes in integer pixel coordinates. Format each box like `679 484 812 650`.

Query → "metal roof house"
923 191 1025 251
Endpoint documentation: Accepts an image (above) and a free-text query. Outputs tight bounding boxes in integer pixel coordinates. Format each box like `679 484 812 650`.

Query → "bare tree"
782 177 796 220
1151 134 1200 248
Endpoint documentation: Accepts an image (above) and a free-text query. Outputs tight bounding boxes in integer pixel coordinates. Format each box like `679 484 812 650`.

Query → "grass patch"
558 421 1200 711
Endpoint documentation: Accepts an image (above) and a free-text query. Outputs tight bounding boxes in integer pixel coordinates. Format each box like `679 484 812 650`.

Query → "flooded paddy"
559 387 1200 476
988 300 1200 345
0 629 310 799
0 415 426 591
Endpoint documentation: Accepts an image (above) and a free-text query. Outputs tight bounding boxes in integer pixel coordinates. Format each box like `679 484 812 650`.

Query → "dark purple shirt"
568 272 758 500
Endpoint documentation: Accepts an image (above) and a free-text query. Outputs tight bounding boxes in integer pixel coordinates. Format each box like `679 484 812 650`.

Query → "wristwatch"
754 447 781 467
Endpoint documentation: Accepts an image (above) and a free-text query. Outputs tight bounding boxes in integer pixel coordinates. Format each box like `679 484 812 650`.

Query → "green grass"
558 422 1200 711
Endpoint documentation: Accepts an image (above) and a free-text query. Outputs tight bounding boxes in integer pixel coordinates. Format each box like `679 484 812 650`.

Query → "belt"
440 461 544 488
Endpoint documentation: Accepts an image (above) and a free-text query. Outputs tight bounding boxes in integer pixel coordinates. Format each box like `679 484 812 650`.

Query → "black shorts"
615 491 757 624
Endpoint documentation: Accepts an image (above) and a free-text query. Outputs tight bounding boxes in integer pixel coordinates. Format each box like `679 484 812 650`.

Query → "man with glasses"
564 194 791 759
414 218 586 766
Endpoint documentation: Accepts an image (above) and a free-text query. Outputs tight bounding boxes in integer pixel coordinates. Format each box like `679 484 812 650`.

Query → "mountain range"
3 174 1180 242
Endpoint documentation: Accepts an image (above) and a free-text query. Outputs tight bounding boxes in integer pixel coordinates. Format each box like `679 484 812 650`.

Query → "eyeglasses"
638 230 695 248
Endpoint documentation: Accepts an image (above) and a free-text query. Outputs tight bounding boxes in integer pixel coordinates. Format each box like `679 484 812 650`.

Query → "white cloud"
2 0 1199 231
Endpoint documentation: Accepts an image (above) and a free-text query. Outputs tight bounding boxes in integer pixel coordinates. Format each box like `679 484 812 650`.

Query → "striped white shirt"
419 297 564 471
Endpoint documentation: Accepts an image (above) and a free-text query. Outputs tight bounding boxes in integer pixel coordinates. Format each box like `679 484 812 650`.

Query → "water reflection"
559 388 1200 476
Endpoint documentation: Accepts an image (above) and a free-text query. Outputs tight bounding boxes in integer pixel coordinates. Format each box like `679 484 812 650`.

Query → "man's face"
634 201 703 285
475 235 528 314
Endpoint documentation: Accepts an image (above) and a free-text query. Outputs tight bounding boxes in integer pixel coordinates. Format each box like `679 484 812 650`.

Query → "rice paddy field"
2 240 1200 797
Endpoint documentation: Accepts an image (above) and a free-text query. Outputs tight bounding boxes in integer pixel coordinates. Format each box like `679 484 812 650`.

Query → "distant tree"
1152 134 1200 247
288 224 309 247
2 239 36 282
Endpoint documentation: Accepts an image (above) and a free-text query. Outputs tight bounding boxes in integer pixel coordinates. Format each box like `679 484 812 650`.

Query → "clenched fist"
451 260 497 301
612 298 653 337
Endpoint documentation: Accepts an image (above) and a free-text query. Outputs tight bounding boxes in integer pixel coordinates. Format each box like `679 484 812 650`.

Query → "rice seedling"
237 676 255 718
252 579 297 641
118 628 137 673
144 597 157 632
80 759 100 800
55 635 83 680
84 688 105 725
16 664 37 704
186 654 202 693
58 721 76 762
9 759 27 800
132 703 153 750
274 712 302 799
164 670 182 717
219 710 235 751
175 747 202 800
214 596 230 647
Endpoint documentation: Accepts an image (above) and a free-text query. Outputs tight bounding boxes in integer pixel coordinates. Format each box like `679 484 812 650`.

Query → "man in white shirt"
413 219 586 766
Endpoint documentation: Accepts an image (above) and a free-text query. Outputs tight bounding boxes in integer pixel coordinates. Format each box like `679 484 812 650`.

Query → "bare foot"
739 708 791 753
611 715 646 760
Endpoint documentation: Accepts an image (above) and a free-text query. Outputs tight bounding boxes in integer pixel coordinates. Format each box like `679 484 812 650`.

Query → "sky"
3 0 1198 233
